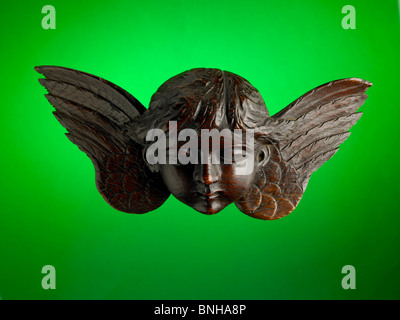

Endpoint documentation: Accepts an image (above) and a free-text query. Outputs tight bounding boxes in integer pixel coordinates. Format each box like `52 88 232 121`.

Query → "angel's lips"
191 191 229 215
195 191 220 200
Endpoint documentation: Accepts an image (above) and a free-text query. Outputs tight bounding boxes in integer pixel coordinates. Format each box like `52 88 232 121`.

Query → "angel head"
133 69 272 215
36 65 371 220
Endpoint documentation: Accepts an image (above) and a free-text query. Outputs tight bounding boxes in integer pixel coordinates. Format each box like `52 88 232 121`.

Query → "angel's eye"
258 150 265 162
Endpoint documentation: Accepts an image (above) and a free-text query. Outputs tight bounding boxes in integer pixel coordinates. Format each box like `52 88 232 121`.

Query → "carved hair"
133 68 270 145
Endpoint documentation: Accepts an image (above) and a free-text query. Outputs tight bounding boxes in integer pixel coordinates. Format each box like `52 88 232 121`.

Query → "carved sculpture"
36 66 371 220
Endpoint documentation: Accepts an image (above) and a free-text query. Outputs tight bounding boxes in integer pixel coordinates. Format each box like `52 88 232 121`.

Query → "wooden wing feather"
36 66 170 213
236 78 372 220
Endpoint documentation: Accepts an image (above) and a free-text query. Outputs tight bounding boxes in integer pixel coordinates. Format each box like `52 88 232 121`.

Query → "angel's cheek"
159 164 194 198
220 164 258 200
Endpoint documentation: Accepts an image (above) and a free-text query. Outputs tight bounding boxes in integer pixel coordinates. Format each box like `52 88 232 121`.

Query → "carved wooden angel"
36 66 371 220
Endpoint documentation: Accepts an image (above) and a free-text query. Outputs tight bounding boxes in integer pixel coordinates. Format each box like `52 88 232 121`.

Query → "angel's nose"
193 163 221 185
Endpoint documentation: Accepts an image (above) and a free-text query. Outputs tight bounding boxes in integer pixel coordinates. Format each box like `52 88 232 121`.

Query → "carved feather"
280 113 361 159
272 78 371 191
39 79 132 125
237 77 372 220
45 95 125 141
269 96 366 145
296 149 339 189
35 65 145 120
273 78 371 120
288 132 350 168
36 66 170 213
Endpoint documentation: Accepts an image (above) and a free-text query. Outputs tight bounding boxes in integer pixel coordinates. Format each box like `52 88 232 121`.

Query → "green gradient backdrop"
0 0 399 300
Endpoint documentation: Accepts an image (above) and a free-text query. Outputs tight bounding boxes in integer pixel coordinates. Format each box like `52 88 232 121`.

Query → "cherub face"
158 136 268 215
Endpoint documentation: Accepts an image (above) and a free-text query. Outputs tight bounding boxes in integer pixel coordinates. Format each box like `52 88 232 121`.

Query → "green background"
0 0 399 300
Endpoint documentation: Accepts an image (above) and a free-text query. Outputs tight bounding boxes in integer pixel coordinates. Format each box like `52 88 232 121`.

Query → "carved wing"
36 66 170 213
236 78 372 220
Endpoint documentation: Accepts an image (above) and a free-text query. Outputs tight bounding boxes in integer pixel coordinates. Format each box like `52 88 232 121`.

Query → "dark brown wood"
35 66 169 213
36 66 371 220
